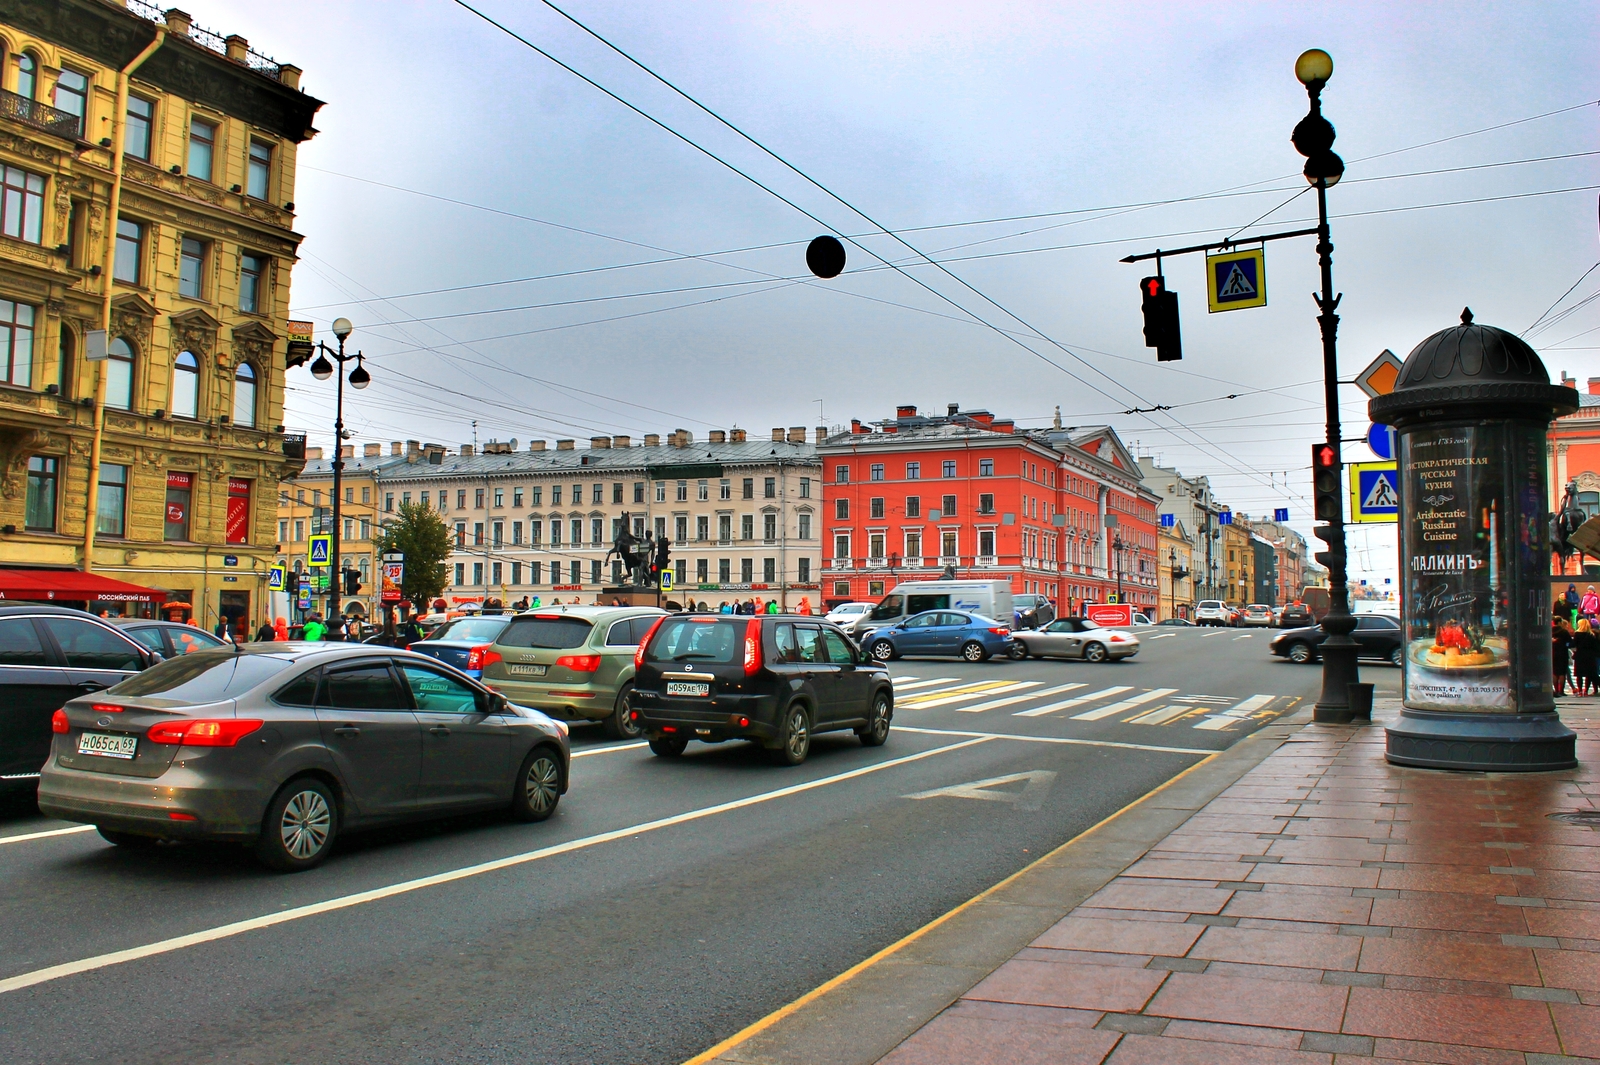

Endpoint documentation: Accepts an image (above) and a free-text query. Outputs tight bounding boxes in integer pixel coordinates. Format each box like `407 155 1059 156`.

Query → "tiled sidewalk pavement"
879 698 1600 1064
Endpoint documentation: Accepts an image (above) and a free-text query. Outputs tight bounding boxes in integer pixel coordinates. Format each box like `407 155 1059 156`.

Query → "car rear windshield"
497 616 594 649
109 652 296 701
646 617 742 663
428 616 509 642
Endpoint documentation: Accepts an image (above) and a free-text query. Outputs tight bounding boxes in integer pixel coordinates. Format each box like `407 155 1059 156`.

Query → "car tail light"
988 627 1010 636
51 709 69 734
744 617 763 676
91 703 123 714
168 812 197 822
1110 634 1129 643
556 654 602 672
634 615 666 671
466 645 502 671
146 719 264 747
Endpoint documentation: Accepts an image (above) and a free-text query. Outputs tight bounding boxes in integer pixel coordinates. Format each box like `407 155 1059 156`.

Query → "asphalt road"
0 627 1395 1064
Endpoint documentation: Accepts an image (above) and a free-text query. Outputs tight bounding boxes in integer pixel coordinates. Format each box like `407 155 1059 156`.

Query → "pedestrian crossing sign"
268 565 286 591
659 571 674 592
1349 460 1399 524
1206 248 1267 312
308 534 331 567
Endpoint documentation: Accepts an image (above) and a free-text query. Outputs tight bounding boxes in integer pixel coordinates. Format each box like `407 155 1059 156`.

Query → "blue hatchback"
863 610 1015 663
407 614 513 677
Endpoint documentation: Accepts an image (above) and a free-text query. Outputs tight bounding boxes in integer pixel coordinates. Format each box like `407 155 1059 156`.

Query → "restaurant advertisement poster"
1401 426 1512 710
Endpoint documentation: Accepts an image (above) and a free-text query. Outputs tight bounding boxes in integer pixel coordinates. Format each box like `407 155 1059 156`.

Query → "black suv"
630 614 894 765
0 605 161 792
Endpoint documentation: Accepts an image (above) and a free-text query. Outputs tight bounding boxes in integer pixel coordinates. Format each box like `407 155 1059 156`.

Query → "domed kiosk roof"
1371 308 1577 427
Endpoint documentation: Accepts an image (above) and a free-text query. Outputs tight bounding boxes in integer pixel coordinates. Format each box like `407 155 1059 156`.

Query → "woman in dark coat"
1575 619 1600 698
1554 616 1574 696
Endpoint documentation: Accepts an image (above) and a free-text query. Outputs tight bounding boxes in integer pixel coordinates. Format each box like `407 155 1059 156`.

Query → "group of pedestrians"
1553 601 1600 697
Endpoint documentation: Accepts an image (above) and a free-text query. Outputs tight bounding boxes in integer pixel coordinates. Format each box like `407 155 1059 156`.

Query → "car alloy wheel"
858 692 891 747
1390 645 1404 668
770 704 811 765
870 640 894 662
1288 642 1314 664
1083 642 1108 663
961 641 986 662
280 788 332 860
1007 642 1028 660
521 753 561 820
607 683 642 740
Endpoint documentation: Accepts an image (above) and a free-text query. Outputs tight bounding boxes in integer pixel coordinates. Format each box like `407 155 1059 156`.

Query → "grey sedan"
37 644 570 872
1011 617 1141 662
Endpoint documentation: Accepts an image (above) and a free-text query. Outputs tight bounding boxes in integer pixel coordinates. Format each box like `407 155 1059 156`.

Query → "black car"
0 606 161 792
1012 594 1057 631
630 614 893 765
1277 602 1313 628
1270 614 1403 666
1156 618 1194 627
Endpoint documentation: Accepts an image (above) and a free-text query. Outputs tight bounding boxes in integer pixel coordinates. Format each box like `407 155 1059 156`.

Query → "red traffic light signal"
1313 443 1337 468
1139 276 1181 362
1311 443 1341 522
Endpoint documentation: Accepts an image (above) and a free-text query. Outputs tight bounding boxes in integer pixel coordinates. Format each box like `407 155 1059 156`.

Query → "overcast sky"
203 0 1597 583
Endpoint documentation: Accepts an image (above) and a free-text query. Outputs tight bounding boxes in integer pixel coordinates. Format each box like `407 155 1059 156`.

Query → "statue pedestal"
599 586 663 608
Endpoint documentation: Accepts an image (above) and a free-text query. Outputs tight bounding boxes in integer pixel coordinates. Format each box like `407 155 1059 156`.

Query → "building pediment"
110 292 158 318
231 321 278 344
169 307 222 331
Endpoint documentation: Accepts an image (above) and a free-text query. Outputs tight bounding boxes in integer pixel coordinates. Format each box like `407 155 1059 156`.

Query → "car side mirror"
148 650 164 665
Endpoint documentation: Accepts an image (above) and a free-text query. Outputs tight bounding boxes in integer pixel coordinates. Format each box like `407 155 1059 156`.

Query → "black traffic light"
1139 276 1182 362
1311 442 1341 523
653 537 671 580
343 568 361 595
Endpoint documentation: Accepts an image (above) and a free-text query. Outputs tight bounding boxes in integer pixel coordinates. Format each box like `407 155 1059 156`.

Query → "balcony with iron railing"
0 88 81 140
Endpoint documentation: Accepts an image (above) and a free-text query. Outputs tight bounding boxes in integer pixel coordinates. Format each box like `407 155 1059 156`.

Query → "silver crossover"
37 644 570 872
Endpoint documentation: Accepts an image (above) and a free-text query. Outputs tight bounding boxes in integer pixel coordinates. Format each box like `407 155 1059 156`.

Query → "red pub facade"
819 405 1160 615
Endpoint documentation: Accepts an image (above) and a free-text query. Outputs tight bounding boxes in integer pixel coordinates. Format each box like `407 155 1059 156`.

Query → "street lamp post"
306 317 369 639
1292 49 1360 722
1112 533 1125 604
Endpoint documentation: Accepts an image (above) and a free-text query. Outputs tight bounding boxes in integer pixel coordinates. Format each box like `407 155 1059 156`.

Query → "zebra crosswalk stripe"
955 683 1085 714
1127 703 1197 726
903 681 1042 709
1013 686 1132 718
891 677 958 692
1072 688 1180 721
1219 694 1274 717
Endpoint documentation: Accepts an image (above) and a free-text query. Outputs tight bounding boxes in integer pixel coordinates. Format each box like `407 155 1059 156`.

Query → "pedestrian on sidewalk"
255 618 276 642
1554 616 1574 696
1584 586 1600 621
1576 619 1600 697
273 616 289 642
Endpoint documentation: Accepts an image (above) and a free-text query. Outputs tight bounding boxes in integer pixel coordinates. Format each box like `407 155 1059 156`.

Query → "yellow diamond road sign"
1206 248 1267 312
1356 348 1404 399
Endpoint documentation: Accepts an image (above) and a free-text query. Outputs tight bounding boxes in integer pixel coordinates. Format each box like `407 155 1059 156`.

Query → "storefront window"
97 464 127 536
25 455 55 530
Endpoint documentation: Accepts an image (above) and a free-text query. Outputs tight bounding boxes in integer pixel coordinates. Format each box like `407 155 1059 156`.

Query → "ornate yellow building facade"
0 0 321 631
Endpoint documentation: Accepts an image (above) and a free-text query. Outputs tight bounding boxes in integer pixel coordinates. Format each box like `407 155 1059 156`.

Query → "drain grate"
1549 811 1600 825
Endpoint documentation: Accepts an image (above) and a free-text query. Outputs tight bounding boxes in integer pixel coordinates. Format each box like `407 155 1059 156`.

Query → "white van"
846 581 1016 636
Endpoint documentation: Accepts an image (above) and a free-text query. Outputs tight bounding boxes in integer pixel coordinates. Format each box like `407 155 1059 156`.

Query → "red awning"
0 569 167 605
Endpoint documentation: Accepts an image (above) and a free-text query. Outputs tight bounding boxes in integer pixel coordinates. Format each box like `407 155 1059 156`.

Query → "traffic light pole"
1309 179 1361 721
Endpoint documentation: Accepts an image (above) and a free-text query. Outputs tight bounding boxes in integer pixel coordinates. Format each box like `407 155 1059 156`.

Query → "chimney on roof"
993 419 1015 434
363 443 381 458
673 429 693 447
556 439 575 450
339 444 353 458
851 418 868 435
709 430 726 444
947 403 959 416
278 64 301 90
896 405 917 419
613 435 630 448
815 426 827 444
306 446 323 460
390 441 402 456
1589 378 1600 396
969 410 995 427
643 433 660 447
590 436 611 449
788 426 806 444
458 444 473 458
1562 372 1575 388
224 34 248 62
729 428 746 443
406 440 421 459
164 9 193 35
771 428 785 442
529 439 546 451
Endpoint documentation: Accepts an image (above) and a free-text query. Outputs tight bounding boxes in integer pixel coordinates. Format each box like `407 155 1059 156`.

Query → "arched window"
171 350 198 418
16 52 36 100
232 362 256 427
105 337 134 411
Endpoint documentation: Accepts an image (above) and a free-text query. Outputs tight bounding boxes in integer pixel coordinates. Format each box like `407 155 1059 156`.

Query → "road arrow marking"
905 770 1058 812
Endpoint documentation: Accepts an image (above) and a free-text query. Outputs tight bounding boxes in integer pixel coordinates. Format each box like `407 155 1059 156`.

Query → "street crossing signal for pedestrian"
1139 276 1182 362
1312 443 1342 523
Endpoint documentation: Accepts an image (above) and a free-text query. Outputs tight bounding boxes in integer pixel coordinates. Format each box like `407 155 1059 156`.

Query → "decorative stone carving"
168 307 220 361
0 428 50 499
109 293 156 354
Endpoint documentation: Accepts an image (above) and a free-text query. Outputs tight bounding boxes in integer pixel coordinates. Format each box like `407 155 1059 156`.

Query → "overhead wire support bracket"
1118 225 1320 263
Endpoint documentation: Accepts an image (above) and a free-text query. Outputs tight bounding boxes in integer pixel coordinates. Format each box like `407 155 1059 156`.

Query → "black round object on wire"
806 235 846 279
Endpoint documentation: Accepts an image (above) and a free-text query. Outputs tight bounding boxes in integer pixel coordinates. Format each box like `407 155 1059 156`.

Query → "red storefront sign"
226 479 251 545
1085 603 1133 627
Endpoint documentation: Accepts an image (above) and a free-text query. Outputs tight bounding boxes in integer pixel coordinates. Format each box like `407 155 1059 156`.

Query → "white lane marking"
1220 694 1275 719
897 681 1017 707
1127 704 1194 726
1072 688 1180 721
1013 686 1132 718
889 676 919 683
0 825 97 847
906 770 1057 812
955 683 1084 714
904 681 1041 709
571 741 649 759
1193 716 1238 730
0 737 990 997
1150 633 1176 640
1233 634 1253 640
891 678 960 692
896 724 1212 756
1200 631 1225 638
1173 695 1232 704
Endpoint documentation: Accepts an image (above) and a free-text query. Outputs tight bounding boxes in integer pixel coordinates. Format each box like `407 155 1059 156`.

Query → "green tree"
376 501 452 605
